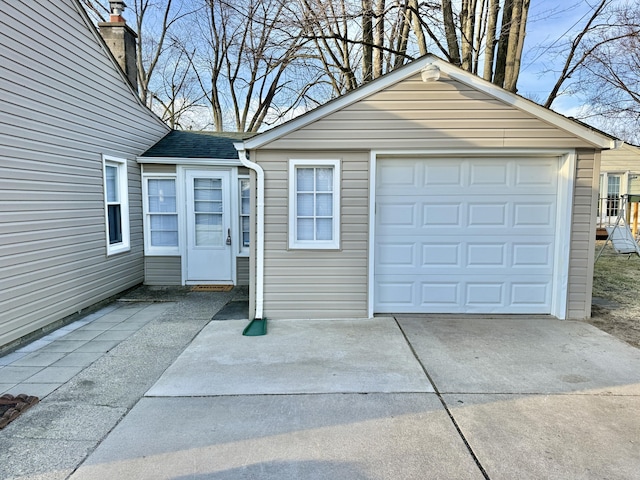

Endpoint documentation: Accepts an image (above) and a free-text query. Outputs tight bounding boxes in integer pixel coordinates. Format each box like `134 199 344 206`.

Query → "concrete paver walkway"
1 289 640 480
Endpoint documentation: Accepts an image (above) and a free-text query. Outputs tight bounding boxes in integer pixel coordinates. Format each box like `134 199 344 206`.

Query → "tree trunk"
442 0 461 65
408 0 428 55
493 0 513 87
373 0 385 78
483 0 500 81
362 0 373 83
503 0 529 92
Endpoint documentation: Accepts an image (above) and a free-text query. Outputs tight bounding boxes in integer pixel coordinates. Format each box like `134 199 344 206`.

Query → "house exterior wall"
568 150 600 319
0 0 169 348
600 144 640 194
253 72 603 320
253 150 370 319
144 257 182 285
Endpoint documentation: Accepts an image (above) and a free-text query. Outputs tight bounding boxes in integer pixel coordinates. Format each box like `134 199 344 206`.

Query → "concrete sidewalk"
2 288 640 479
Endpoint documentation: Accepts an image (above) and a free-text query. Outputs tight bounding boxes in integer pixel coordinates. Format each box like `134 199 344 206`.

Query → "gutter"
235 144 264 319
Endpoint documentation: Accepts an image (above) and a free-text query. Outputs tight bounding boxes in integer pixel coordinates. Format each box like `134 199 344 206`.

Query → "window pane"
195 213 222 246
150 215 178 231
107 204 122 244
297 168 314 191
297 218 314 240
148 179 176 213
316 168 333 192
151 231 178 246
316 218 333 240
316 193 333 216
297 193 314 216
106 165 118 202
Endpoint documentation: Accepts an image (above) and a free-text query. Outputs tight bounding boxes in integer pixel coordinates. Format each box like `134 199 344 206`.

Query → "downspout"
235 145 264 319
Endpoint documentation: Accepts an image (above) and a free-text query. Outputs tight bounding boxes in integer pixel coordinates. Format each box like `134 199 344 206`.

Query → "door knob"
226 228 231 245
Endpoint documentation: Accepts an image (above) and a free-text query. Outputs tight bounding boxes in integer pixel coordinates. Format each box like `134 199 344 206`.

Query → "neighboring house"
0 0 169 349
137 130 254 287
238 55 616 321
597 143 640 226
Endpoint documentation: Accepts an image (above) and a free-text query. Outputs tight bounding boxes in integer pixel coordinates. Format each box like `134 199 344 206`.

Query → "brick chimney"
98 1 138 91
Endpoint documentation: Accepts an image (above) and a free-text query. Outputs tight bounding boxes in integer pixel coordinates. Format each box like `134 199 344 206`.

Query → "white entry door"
185 170 232 284
374 157 559 314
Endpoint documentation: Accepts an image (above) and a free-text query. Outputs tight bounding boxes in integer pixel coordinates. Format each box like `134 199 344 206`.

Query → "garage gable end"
243 55 615 152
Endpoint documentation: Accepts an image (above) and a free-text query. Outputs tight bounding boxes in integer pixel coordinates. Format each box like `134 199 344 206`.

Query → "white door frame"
367 148 576 319
179 166 239 285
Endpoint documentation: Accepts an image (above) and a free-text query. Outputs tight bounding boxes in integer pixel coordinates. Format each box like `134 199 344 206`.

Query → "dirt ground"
590 241 640 348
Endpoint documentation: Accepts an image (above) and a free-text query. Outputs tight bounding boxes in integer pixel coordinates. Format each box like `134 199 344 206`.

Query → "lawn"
590 241 640 348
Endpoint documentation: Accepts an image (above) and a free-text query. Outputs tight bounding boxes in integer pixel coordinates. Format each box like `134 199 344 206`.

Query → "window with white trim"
239 178 250 252
144 177 179 254
288 159 340 249
103 156 130 255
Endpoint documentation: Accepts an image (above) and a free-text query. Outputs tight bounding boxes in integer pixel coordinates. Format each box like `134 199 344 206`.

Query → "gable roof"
141 130 255 159
241 54 616 151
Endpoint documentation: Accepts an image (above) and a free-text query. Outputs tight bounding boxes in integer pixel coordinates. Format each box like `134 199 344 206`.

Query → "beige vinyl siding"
256 151 369 318
567 150 600 320
262 73 595 151
144 257 182 285
0 0 169 348
237 257 250 286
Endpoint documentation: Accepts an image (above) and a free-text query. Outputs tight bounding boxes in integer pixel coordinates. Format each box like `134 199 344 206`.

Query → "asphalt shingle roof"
141 130 255 159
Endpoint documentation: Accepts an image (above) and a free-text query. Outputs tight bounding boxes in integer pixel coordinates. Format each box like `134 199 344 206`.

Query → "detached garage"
239 54 616 321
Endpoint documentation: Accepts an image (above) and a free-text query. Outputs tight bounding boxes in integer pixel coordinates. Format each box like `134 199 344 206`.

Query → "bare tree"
192 0 313 132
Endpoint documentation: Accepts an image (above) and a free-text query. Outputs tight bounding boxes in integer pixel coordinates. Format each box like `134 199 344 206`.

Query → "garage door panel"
375 275 552 313
376 196 556 232
375 157 558 314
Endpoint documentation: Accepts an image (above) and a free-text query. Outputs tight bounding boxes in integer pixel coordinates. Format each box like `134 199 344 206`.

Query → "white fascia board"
136 157 242 166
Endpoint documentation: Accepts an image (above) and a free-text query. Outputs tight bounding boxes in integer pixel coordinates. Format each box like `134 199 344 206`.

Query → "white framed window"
239 177 250 253
143 176 179 255
288 159 340 250
103 155 130 255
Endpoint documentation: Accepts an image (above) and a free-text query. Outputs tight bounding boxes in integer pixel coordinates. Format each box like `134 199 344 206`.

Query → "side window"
239 178 250 252
103 156 130 255
145 177 179 254
288 159 340 250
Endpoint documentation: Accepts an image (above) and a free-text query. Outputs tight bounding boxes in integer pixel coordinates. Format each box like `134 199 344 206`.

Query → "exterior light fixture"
421 63 440 82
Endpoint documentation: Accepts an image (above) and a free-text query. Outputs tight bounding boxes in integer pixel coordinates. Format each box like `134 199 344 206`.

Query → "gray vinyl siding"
262 73 594 151
237 257 250 286
567 150 600 320
255 151 369 319
144 257 182 285
0 0 169 348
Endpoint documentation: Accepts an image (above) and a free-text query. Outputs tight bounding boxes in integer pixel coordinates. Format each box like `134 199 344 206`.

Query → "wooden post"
633 202 639 238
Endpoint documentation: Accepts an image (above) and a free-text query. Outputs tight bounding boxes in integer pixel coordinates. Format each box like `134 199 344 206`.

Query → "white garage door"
374 157 559 314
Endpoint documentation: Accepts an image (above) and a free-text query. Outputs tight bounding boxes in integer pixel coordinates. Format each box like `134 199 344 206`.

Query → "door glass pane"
194 177 223 246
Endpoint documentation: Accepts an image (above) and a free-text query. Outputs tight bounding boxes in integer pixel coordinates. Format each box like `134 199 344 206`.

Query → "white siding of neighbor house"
600 144 640 193
253 72 602 320
0 0 169 348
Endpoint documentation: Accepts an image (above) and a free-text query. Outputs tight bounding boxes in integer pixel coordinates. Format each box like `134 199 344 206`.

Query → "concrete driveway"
68 314 640 480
